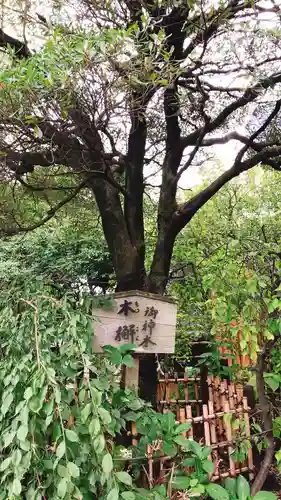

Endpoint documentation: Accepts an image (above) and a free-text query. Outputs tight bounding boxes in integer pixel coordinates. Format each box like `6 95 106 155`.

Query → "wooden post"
124 356 140 390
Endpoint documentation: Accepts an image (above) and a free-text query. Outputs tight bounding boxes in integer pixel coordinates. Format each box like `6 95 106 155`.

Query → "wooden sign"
93 291 177 354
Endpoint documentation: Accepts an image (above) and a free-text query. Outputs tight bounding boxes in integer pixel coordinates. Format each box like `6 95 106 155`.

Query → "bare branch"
181 72 281 149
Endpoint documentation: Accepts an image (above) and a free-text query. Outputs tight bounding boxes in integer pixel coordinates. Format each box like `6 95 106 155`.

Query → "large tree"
1 0 281 295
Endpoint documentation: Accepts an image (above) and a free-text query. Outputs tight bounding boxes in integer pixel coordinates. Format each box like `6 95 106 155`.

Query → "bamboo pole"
131 422 138 446
224 401 236 477
184 374 189 403
228 383 235 410
147 445 153 488
203 405 212 478
186 405 193 439
165 373 170 404
243 397 254 479
179 408 187 436
208 375 214 402
194 381 200 417
208 400 217 445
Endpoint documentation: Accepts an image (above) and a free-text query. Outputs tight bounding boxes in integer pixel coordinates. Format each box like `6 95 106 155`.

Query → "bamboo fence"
131 373 254 489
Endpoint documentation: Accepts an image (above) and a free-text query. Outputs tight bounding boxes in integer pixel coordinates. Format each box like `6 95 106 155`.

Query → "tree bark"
251 345 275 495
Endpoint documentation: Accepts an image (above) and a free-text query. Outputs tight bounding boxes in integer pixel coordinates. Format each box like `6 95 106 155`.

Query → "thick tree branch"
148 84 183 294
171 145 281 235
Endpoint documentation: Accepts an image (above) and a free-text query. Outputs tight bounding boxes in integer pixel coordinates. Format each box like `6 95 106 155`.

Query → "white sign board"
93 291 177 354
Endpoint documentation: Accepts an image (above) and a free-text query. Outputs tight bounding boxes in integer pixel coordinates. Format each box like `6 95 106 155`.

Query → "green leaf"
173 422 191 434
12 478 22 496
89 418 101 436
172 476 190 490
122 355 136 368
182 457 196 467
0 456 11 471
56 441 66 459
192 484 205 494
24 387 33 400
121 492 135 500
254 493 278 500
81 403 92 422
205 483 230 500
107 488 119 500
224 478 237 496
17 424 28 441
237 475 250 500
3 430 16 448
108 350 123 365
264 374 280 392
94 434 105 454
119 344 136 353
67 461 80 478
162 440 177 457
57 465 68 477
44 459 54 470
57 477 67 498
1 393 13 415
65 429 79 442
173 435 191 448
102 453 113 474
115 471 132 486
202 459 214 474
189 439 206 457
98 407 112 424
55 386 61 404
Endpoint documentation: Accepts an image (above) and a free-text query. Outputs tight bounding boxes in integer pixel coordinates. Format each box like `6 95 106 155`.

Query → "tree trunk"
251 345 275 495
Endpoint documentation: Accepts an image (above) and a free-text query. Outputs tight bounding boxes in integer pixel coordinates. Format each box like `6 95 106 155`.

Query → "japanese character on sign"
118 300 139 316
144 306 159 319
139 335 156 348
142 319 156 336
115 324 139 343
